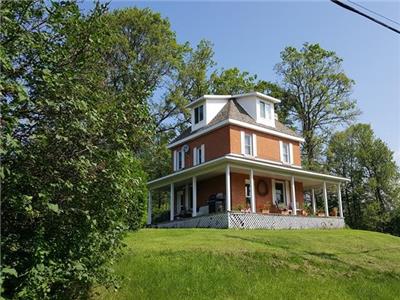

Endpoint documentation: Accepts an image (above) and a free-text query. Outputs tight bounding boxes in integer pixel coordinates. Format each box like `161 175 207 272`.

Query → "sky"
83 0 400 164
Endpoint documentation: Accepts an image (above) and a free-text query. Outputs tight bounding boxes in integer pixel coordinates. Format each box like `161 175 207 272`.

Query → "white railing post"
338 183 343 218
225 164 231 212
147 190 152 225
170 183 174 221
311 188 316 215
323 181 329 217
192 176 197 217
250 169 256 213
291 176 297 215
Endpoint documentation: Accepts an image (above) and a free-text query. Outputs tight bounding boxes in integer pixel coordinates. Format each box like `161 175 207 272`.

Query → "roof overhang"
186 92 281 109
148 154 350 190
232 92 281 104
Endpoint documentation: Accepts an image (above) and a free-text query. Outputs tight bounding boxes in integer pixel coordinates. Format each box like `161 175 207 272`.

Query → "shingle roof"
170 99 301 145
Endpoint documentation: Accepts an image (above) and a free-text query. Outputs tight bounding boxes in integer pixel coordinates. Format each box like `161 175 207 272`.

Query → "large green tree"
326 124 400 232
275 43 360 170
1 1 152 298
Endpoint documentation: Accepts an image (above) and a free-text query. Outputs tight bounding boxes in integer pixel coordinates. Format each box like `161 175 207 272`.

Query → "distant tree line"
1 1 399 299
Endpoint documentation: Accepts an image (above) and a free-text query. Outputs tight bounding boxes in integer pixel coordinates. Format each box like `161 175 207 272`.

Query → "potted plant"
261 204 269 214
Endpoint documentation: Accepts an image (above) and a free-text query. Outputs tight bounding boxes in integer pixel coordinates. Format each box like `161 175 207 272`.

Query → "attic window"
260 100 272 120
194 105 204 124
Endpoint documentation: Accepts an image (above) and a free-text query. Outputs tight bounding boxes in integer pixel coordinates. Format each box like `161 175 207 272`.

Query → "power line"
347 0 400 26
331 0 400 34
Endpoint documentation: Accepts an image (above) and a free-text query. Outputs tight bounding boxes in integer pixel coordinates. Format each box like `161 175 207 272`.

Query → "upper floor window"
281 142 291 164
193 144 205 166
260 100 272 120
241 131 257 157
194 105 204 124
244 133 253 155
174 149 185 171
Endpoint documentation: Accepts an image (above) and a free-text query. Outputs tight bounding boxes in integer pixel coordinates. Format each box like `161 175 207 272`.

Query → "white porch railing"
154 212 345 229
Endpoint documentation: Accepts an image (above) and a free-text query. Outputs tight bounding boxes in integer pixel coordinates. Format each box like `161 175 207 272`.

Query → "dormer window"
194 105 204 124
260 100 272 120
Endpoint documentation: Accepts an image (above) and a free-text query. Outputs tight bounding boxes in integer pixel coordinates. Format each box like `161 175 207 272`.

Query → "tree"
1 1 152 298
275 43 360 170
326 124 400 232
209 68 268 95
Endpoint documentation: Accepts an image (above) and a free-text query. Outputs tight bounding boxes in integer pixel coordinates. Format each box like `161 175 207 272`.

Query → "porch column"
311 189 316 215
192 176 197 217
323 181 329 217
170 183 174 221
250 169 256 213
185 184 189 211
337 183 343 218
147 190 152 225
225 164 231 212
291 176 297 215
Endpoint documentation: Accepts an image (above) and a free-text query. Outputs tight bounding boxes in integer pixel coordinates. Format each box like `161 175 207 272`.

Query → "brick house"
148 92 349 229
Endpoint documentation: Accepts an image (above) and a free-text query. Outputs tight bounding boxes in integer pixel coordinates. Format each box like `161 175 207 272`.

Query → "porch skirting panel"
155 213 229 229
153 213 345 229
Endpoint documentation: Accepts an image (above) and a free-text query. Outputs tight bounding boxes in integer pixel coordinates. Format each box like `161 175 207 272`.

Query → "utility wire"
347 0 400 26
331 0 400 34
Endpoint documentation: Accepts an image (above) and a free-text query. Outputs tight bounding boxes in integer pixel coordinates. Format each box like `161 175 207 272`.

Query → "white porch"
147 154 348 229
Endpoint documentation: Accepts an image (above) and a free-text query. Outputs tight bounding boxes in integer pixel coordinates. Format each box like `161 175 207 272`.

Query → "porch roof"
147 154 349 190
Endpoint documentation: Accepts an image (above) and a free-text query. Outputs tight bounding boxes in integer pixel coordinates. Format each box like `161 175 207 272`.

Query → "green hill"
93 229 400 300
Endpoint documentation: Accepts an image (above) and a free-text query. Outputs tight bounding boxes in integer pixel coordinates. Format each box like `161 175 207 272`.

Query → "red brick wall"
196 175 226 208
171 125 230 170
229 125 302 166
230 172 304 212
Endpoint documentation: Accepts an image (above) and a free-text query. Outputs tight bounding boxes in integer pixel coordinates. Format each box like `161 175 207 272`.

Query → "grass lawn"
93 229 400 300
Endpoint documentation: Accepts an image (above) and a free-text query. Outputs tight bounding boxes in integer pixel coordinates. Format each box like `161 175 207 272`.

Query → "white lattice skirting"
154 212 345 229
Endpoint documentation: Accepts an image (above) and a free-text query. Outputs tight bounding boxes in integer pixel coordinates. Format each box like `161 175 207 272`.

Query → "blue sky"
84 1 400 163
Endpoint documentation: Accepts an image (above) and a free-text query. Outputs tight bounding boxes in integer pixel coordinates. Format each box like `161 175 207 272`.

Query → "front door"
275 181 286 208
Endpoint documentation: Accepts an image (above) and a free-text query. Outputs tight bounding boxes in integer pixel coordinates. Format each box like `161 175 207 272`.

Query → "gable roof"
169 99 302 147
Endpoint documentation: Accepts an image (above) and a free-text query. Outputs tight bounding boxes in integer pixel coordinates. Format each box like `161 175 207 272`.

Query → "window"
174 149 184 171
194 105 204 124
193 144 205 166
282 142 290 164
260 100 271 120
244 133 252 155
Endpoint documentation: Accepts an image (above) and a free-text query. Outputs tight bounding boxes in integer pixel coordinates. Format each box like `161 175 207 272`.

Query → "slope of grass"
93 229 400 300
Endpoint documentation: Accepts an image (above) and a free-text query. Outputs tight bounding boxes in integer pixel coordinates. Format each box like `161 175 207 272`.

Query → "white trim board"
148 154 350 189
168 119 304 149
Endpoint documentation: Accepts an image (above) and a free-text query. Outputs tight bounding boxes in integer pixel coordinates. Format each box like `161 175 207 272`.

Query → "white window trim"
242 131 254 157
252 133 257 157
194 105 204 124
289 143 294 164
240 131 245 155
193 147 197 166
201 144 205 163
193 144 206 166
175 149 185 170
280 141 291 165
259 100 272 120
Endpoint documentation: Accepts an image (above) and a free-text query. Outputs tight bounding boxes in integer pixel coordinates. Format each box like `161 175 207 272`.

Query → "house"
147 92 349 229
